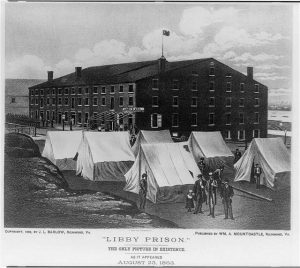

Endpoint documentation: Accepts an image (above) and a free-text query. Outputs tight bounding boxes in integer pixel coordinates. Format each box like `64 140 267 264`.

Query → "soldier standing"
206 172 218 218
220 179 234 220
254 164 262 189
193 174 206 214
139 172 148 210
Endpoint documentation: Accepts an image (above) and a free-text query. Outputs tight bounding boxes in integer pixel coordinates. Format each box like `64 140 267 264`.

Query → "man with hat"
234 148 242 163
254 163 262 189
220 179 234 220
205 172 218 218
193 174 206 214
139 172 148 210
185 189 194 212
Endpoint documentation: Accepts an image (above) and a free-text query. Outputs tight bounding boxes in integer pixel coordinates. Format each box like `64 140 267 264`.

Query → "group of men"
187 159 234 220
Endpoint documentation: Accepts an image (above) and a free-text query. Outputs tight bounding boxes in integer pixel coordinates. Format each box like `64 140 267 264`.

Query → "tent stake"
231 185 273 202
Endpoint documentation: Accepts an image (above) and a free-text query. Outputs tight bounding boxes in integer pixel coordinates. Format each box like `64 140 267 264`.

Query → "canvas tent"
76 131 135 181
132 130 173 156
234 138 290 190
42 131 83 170
188 131 234 172
124 142 200 203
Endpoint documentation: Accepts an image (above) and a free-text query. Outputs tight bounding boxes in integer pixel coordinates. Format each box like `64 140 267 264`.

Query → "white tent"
76 132 135 181
188 131 234 171
132 130 173 156
234 138 291 190
124 142 200 203
42 131 83 170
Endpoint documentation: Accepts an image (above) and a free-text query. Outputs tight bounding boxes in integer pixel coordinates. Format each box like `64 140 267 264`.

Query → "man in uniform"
205 172 218 218
234 149 242 163
139 172 148 210
220 179 234 220
254 164 262 189
193 174 206 214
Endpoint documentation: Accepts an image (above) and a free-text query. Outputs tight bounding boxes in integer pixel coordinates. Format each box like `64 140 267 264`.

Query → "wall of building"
5 95 29 115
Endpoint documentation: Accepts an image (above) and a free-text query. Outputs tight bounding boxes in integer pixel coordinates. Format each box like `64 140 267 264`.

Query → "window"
226 82 232 92
40 89 44 95
224 130 231 140
192 80 198 91
31 98 34 105
11 97 16 103
71 88 75 95
101 97 106 106
85 87 89 94
239 98 245 107
93 97 98 106
225 97 231 107
254 112 260 124
40 98 44 108
93 87 98 94
46 111 50 121
152 96 158 107
172 96 178 107
31 89 34 95
35 89 39 95
78 87 82 95
119 85 124 93
64 112 68 121
151 114 162 128
172 113 179 127
64 97 69 105
209 81 215 91
225 113 231 125
209 97 215 107
209 67 215 76
52 88 55 95
85 98 89 106
35 110 39 119
209 113 215 125
254 98 260 107
101 87 106 94
52 98 56 105
64 88 69 95
110 86 115 93
77 98 82 106
58 98 62 105
119 96 124 106
46 98 50 105
253 129 260 138
51 111 55 121
239 113 244 124
58 88 62 95
240 83 245 92
172 80 179 90
85 112 89 123
191 113 197 126
238 130 245 140
93 112 97 119
129 96 134 106
110 97 114 109
128 84 134 93
128 114 133 126
77 112 82 124
254 84 259 93
191 97 197 107
152 79 159 89
35 98 38 105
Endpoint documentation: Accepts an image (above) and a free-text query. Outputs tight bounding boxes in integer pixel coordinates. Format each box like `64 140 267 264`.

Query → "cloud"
179 7 239 36
6 54 51 79
269 88 292 95
231 52 283 62
255 72 289 81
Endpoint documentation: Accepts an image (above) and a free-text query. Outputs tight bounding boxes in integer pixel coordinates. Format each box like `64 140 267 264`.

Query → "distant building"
29 57 268 141
6 79 45 115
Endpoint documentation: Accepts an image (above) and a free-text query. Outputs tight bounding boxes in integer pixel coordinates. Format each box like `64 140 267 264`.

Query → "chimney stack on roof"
247 67 253 80
158 56 166 73
75 67 82 78
47 71 53 82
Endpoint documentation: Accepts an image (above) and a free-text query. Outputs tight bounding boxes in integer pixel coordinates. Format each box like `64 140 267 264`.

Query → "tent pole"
138 148 141 182
231 185 273 202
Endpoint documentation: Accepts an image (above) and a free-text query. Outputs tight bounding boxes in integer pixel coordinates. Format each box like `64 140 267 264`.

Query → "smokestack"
75 67 82 78
47 71 53 82
247 67 253 80
158 56 166 73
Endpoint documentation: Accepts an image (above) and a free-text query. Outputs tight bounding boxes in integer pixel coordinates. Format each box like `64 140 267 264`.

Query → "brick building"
29 57 268 142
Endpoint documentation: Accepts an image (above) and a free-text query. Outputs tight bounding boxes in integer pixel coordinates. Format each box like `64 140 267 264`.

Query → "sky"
5 3 293 104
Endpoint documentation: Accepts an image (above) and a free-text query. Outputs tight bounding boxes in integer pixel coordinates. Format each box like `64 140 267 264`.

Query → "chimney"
47 71 53 82
158 56 166 73
247 67 253 80
75 67 82 78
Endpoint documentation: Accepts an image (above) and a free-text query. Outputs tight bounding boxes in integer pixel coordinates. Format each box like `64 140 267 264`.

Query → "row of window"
31 96 134 108
151 79 260 93
224 129 261 140
150 112 260 128
31 84 134 96
151 96 260 108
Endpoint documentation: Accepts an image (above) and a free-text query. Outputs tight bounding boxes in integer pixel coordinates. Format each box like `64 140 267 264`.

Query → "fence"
5 122 36 136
